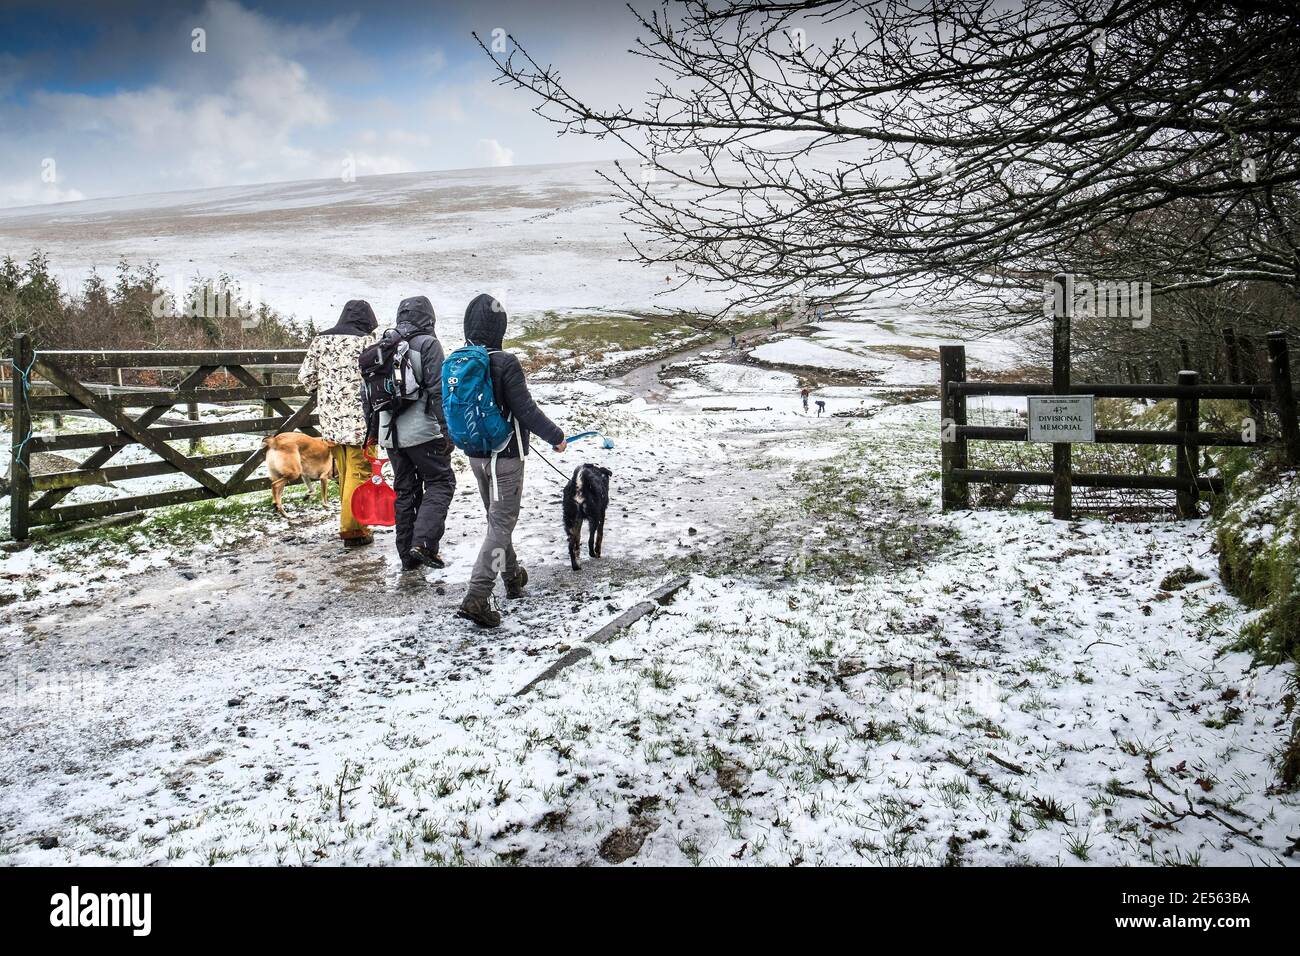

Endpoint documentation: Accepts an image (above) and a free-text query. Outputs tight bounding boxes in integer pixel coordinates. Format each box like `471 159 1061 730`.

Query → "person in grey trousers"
456 293 566 628
363 296 456 572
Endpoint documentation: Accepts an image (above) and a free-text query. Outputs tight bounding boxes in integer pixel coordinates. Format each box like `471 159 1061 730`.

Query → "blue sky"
0 0 645 206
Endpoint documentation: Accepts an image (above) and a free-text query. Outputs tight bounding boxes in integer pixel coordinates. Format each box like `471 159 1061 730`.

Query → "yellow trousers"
333 444 372 539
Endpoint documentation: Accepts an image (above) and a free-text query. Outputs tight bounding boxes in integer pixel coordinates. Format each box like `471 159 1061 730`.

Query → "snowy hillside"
0 159 739 327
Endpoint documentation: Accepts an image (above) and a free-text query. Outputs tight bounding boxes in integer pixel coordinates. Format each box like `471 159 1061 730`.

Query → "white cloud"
0 0 642 208
0 179 85 208
351 153 418 177
0 0 345 204
477 138 515 167
29 51 335 193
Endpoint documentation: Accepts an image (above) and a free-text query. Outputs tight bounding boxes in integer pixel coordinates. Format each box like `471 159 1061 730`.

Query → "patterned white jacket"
297 332 376 446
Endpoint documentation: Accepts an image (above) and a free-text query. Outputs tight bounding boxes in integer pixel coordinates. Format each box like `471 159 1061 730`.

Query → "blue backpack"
441 345 514 456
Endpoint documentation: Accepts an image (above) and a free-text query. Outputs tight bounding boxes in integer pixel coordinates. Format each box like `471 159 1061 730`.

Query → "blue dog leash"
565 430 615 449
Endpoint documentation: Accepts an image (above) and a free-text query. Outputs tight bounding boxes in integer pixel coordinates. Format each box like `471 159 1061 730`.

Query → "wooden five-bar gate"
940 308 1300 520
7 335 317 540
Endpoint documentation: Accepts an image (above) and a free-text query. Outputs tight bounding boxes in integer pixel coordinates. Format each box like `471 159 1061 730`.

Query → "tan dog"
263 432 337 517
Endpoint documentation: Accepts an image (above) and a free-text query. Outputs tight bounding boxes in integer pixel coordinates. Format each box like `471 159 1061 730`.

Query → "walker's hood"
395 296 436 337
463 293 506 350
320 299 378 336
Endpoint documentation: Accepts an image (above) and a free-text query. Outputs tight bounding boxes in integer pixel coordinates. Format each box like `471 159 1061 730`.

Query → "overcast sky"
0 0 650 207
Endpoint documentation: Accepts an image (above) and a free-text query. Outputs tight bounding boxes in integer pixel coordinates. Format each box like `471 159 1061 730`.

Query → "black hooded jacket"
321 299 378 336
463 293 563 458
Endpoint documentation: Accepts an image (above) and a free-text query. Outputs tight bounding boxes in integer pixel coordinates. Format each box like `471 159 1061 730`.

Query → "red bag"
349 449 396 527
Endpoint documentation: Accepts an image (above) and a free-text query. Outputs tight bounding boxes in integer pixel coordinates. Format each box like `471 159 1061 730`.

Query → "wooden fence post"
940 345 968 511
1051 273 1072 520
10 335 32 540
261 370 273 419
1267 331 1300 465
1176 370 1200 517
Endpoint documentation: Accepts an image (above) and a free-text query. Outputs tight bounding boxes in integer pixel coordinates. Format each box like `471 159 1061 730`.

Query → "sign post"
1028 395 1095 443
1050 273 1072 520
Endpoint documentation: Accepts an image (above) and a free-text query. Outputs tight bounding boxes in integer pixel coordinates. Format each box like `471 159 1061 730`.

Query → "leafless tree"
479 0 1300 329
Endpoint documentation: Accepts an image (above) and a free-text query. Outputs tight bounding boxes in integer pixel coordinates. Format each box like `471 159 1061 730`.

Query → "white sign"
1028 395 1095 443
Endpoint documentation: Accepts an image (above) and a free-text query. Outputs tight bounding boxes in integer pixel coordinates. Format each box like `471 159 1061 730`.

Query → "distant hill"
0 158 734 327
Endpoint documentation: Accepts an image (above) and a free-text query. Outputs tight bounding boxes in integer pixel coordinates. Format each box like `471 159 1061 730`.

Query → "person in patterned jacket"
297 300 379 546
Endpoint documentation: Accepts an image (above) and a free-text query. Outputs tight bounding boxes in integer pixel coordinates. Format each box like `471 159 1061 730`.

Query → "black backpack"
359 330 430 441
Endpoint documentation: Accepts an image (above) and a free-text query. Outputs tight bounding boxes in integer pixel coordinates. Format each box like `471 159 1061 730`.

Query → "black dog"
563 464 611 571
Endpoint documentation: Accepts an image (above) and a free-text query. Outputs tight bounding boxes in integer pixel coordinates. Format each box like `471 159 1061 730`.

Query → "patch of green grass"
642 660 677 691
678 836 705 865
512 309 773 374
36 489 302 559
866 344 941 362
1065 830 1093 861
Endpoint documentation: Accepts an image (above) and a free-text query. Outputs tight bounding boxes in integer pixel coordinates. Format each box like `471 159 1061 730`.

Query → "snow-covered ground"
0 166 1295 867
1 306 1296 867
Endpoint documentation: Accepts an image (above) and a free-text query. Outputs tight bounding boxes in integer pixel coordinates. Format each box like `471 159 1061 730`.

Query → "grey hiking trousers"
466 456 525 598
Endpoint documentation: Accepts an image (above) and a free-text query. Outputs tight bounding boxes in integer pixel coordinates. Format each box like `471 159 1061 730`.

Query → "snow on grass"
694 363 799 394
0 306 1294 867
3 392 1295 866
750 337 883 373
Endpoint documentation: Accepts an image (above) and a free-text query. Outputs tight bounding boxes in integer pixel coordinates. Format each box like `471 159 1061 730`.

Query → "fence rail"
949 382 1273 400
7 336 316 539
940 292 1299 520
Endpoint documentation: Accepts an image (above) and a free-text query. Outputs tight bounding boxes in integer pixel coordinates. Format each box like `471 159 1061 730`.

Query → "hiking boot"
342 532 374 549
456 594 501 628
400 556 425 572
409 545 445 569
504 565 528 599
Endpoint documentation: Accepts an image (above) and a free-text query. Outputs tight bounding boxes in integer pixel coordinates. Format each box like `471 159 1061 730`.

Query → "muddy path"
0 459 790 849
1 398 806 732
0 318 843 851
610 311 814 403
0 415 803 858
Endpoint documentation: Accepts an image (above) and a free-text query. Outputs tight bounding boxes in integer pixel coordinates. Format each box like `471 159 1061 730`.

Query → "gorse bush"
0 251 311 355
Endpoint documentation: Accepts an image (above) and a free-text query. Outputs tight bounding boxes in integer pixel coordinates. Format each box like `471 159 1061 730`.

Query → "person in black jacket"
456 293 566 628
363 296 455 572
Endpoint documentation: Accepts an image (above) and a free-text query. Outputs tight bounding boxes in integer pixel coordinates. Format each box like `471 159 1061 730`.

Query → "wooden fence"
7 335 316 539
940 325 1299 520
